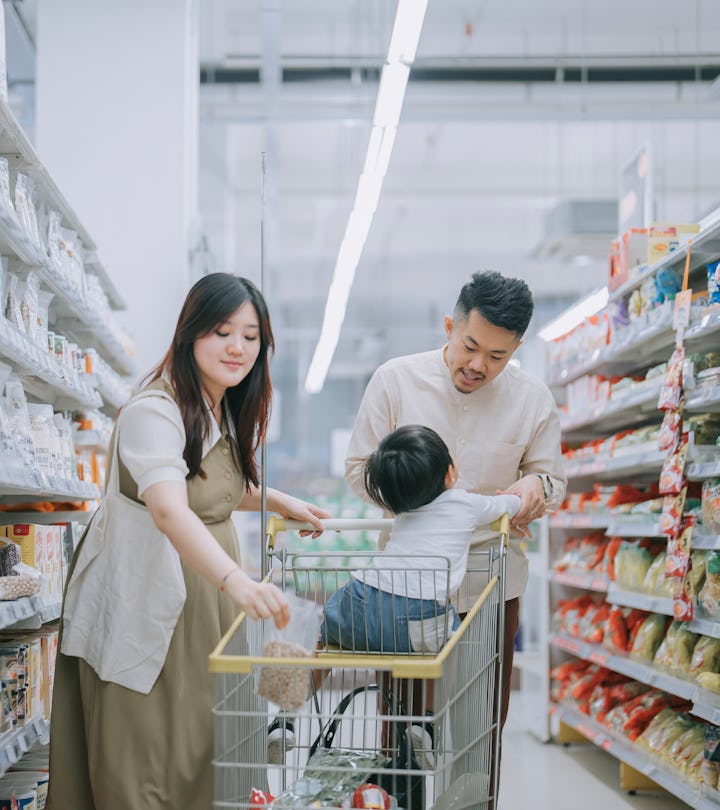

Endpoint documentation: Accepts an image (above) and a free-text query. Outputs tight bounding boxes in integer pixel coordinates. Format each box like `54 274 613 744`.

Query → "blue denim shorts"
321 578 460 654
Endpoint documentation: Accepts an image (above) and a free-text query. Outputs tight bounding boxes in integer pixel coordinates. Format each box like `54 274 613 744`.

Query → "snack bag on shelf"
689 635 720 677
696 672 720 694
641 552 673 597
665 517 694 579
658 407 683 454
658 433 688 495
653 621 699 673
698 552 720 620
658 347 685 411
659 487 687 538
614 540 657 591
630 613 669 661
666 723 708 776
604 536 623 581
701 725 720 789
702 478 720 535
637 709 694 757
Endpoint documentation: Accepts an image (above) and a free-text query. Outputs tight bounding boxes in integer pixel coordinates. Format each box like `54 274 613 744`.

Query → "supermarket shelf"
0 474 100 504
72 429 110 453
512 650 546 678
0 210 46 267
552 704 716 809
0 510 93 525
551 633 720 721
609 217 720 304
687 459 720 481
550 570 610 593
686 385 720 414
0 97 125 309
606 584 673 615
688 618 720 643
560 381 663 441
0 595 43 631
0 318 101 410
550 513 610 530
7 599 62 630
693 534 720 551
684 308 720 355
565 448 667 488
89 369 132 412
0 716 50 778
550 310 675 390
605 515 664 537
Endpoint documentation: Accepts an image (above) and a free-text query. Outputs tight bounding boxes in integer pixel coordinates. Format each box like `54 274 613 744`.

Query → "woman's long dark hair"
147 273 274 489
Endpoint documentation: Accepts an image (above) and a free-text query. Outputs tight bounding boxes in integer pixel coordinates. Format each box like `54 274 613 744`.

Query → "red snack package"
658 346 684 411
665 516 694 579
658 407 683 454
659 434 689 495
659 487 687 538
353 784 393 809
249 788 275 808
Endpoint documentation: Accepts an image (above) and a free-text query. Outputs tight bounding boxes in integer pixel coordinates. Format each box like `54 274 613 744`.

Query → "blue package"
708 260 720 304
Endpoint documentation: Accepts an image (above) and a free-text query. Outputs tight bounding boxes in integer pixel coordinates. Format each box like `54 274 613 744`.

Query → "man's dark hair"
363 425 453 516
454 270 534 337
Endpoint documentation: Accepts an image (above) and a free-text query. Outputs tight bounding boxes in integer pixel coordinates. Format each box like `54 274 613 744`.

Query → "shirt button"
222 447 229 455
225 494 232 503
224 471 232 480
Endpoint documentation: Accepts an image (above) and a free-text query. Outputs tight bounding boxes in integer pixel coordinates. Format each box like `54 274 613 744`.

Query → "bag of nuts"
253 593 321 712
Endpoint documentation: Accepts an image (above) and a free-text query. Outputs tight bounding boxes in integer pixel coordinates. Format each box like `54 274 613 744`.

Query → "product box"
623 228 648 275
647 222 700 266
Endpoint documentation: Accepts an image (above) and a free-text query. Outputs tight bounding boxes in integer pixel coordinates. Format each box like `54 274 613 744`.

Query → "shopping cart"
210 515 509 810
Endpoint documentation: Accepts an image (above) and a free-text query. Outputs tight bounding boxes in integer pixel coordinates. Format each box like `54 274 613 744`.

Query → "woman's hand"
274 494 332 538
225 568 290 628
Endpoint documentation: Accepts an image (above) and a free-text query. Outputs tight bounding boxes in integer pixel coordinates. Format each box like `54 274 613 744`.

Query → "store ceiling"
196 0 720 386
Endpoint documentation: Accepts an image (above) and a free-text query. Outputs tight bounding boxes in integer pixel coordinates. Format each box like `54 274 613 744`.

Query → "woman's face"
193 301 262 404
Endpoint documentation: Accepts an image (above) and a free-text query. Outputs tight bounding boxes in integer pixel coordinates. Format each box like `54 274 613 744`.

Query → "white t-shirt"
354 489 520 601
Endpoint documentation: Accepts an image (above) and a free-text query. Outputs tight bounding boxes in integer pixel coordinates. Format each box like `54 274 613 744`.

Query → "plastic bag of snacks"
699 552 720 620
253 592 321 712
630 614 669 661
702 478 720 535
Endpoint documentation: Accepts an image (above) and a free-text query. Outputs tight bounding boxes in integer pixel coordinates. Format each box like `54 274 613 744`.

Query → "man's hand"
497 475 545 536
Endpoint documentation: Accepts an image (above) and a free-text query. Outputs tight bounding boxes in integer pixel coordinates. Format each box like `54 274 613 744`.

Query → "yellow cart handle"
266 513 512 550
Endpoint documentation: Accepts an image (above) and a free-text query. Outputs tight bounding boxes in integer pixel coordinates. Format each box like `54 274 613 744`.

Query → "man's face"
443 310 521 393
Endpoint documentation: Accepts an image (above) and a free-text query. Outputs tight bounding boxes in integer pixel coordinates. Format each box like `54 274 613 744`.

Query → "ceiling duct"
532 198 618 259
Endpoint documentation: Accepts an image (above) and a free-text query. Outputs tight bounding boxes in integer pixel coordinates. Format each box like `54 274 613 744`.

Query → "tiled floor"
499 699 689 810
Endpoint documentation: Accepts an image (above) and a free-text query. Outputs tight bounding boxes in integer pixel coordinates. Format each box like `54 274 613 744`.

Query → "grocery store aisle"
498 700 687 810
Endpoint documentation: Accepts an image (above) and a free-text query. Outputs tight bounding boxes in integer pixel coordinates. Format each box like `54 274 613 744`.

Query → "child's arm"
468 492 521 529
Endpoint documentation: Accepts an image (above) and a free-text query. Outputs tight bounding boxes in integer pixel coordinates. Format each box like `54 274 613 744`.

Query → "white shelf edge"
552 704 714 809
550 514 610 529
0 716 50 778
606 585 674 615
550 570 610 593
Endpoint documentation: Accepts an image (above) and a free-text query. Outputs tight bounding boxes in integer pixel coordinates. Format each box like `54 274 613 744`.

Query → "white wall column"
35 0 199 378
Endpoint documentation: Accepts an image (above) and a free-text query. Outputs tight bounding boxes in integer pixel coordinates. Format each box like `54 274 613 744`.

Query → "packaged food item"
701 725 720 789
5 273 24 333
699 550 720 619
253 593 321 712
658 408 682 454
708 260 720 305
660 487 687 538
665 517 693 579
658 347 685 411
630 613 669 661
689 635 720 676
19 271 39 343
659 433 689 495
702 478 720 535
0 158 15 219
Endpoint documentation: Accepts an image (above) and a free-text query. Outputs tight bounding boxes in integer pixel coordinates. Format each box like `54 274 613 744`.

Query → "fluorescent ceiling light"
304 0 428 395
537 287 609 342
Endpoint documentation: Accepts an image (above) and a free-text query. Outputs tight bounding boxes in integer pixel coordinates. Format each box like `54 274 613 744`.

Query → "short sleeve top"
119 392 225 499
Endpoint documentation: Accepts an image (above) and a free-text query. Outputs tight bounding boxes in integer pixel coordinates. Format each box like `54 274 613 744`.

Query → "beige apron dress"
47 381 246 809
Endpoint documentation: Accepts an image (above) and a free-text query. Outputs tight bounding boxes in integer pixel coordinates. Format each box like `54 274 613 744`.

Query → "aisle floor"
498 698 688 810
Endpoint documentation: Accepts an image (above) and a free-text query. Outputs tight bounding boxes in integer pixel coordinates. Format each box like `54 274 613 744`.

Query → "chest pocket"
456 439 525 494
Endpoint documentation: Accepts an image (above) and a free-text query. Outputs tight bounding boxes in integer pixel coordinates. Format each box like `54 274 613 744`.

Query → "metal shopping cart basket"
210 514 509 810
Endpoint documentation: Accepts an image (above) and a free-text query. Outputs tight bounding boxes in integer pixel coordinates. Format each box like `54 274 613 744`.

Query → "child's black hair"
363 424 453 515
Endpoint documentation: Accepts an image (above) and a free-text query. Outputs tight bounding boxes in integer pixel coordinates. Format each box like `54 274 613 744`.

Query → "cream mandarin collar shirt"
345 348 566 601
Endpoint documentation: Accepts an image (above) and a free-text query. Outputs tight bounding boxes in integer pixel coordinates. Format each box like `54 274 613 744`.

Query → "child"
321 424 521 655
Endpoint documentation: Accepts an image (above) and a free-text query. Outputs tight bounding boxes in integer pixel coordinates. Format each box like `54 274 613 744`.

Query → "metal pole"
260 151 268 578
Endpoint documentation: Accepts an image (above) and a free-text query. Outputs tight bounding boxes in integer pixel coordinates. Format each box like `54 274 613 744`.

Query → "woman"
47 273 329 809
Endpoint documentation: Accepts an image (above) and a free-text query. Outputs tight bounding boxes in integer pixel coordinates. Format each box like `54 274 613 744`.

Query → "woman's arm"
238 485 330 537
143 480 289 626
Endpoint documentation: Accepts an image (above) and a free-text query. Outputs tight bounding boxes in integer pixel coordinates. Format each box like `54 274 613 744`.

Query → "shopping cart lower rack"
210 515 509 810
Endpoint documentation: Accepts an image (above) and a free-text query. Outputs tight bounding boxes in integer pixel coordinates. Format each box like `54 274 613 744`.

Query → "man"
345 270 565 740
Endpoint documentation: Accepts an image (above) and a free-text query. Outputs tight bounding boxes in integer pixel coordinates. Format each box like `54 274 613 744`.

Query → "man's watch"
532 473 553 501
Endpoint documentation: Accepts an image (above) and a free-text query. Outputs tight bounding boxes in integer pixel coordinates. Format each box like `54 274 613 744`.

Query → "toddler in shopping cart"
321 424 521 655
